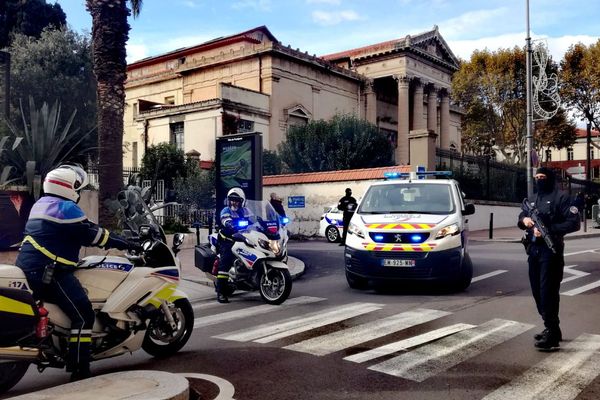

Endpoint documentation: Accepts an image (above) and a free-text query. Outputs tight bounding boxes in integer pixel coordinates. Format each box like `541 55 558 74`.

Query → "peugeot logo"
394 234 402 242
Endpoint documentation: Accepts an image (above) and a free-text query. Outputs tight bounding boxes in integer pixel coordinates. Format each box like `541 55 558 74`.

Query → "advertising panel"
215 133 262 214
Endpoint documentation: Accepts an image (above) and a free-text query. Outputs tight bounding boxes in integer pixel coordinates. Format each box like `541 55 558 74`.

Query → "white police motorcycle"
0 183 193 394
194 200 292 305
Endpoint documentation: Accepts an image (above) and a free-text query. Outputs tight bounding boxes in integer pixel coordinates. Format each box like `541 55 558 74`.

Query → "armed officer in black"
518 167 580 350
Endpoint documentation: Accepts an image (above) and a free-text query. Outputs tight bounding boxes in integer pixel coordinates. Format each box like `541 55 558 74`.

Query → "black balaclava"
535 167 555 194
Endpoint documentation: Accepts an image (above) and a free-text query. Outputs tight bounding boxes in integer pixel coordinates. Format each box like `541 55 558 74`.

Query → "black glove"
127 240 143 253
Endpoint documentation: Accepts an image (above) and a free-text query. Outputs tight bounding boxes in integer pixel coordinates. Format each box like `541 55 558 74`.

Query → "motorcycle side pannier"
194 244 216 273
0 288 38 346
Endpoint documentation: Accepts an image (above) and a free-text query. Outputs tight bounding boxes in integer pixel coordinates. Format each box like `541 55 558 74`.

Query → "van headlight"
348 222 365 239
435 223 460 239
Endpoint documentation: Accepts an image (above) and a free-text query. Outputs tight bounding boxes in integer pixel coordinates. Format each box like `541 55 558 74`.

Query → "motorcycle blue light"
237 220 249 228
374 234 384 242
281 217 290 225
410 234 423 242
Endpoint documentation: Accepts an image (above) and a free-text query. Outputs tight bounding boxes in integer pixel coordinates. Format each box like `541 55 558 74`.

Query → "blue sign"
288 196 305 208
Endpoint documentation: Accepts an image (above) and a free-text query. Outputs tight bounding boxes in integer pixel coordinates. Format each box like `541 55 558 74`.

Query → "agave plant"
4 96 93 198
0 134 23 187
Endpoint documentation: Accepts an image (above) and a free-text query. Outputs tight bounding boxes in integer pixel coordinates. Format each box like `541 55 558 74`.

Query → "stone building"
123 25 462 169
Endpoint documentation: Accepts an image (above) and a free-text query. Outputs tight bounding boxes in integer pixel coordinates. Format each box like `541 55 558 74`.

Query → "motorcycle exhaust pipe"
0 346 40 361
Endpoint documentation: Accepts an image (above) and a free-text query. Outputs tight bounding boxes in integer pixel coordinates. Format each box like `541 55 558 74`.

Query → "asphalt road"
5 237 600 400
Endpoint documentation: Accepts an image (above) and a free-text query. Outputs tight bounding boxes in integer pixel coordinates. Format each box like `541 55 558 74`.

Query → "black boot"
535 329 561 350
70 365 92 382
217 293 229 303
534 327 562 342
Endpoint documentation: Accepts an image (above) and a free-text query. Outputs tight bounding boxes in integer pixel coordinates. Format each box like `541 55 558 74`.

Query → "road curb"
7 370 189 400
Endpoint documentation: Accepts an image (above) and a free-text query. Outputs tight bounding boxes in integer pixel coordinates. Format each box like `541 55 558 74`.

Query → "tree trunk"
86 0 130 226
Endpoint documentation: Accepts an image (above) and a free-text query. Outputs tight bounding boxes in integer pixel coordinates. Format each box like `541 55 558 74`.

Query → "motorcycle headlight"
435 223 460 239
269 239 282 256
258 238 271 250
348 222 365 239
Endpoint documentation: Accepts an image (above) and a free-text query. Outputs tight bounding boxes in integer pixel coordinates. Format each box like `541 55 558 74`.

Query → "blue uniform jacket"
16 196 128 272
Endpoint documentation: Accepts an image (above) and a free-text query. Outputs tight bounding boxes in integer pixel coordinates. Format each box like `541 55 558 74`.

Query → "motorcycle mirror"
141 186 152 203
173 233 185 248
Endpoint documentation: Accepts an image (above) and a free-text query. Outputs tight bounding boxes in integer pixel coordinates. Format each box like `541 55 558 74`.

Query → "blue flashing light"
237 220 249 228
410 234 424 243
384 170 452 180
373 234 384 242
281 217 290 225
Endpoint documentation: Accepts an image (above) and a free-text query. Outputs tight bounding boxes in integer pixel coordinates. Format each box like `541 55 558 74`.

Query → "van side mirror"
463 203 475 216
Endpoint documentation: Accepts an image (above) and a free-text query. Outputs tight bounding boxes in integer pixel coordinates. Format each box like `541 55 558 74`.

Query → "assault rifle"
522 199 556 254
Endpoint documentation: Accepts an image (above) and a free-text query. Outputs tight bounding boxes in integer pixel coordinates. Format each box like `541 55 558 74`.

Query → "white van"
344 171 475 290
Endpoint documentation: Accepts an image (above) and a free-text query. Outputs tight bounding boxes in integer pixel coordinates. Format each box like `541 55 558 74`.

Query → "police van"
344 170 475 290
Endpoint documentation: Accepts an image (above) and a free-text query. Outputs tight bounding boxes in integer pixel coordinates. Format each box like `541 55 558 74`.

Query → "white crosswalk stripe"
284 308 451 356
213 302 383 343
368 318 534 382
344 323 475 364
194 296 325 327
199 299 600 394
482 333 600 400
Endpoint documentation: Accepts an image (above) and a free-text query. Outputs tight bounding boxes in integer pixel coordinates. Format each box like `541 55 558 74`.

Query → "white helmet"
43 165 89 202
227 187 246 208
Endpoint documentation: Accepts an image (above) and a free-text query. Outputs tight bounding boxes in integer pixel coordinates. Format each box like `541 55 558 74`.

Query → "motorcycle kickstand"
160 300 178 331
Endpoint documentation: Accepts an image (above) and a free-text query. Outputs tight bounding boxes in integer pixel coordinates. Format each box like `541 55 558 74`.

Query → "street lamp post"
525 0 534 198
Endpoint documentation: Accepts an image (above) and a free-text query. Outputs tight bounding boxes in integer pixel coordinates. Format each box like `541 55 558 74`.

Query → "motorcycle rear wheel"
259 267 292 305
0 361 30 394
142 299 194 358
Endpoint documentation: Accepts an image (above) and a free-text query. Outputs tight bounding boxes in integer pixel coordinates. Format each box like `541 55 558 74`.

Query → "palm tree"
86 0 142 225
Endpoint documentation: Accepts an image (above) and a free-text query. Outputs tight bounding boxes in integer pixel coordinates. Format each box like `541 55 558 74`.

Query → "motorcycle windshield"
116 186 166 242
236 200 284 238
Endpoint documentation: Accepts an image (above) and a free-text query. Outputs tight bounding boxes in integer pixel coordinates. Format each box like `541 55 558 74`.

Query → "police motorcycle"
194 200 292 305
0 183 193 394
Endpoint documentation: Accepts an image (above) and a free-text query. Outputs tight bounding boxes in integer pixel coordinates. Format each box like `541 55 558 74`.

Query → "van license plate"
383 259 415 267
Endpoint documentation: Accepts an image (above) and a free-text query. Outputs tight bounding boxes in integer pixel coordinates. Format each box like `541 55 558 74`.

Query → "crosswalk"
192 297 600 398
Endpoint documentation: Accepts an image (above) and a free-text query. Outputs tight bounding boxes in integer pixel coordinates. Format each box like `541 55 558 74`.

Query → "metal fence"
154 204 215 231
436 149 527 203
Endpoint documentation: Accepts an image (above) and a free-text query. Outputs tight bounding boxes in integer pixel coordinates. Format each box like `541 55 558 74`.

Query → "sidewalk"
469 218 600 242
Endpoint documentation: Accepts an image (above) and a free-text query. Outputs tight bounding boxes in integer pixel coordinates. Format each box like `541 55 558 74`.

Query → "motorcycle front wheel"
0 360 30 394
142 299 194 358
259 267 292 305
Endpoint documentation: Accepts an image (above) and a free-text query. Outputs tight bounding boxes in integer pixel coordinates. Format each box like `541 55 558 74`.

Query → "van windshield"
357 183 455 214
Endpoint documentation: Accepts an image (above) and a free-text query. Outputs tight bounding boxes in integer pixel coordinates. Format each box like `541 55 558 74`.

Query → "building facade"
543 127 600 180
123 26 462 169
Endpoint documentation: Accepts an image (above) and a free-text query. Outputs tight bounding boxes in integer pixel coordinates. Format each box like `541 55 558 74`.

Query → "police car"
319 204 344 242
344 170 475 290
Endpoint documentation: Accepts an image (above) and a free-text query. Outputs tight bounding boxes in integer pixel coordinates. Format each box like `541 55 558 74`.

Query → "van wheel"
325 226 340 243
346 271 368 290
455 254 473 291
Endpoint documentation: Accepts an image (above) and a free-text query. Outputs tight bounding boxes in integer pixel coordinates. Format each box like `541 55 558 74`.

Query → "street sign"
288 196 305 208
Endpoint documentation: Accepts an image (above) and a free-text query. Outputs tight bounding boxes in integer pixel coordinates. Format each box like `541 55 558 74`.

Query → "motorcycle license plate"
382 259 415 267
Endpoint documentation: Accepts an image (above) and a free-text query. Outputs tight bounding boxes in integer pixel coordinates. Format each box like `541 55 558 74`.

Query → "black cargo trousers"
25 267 94 372
527 240 565 331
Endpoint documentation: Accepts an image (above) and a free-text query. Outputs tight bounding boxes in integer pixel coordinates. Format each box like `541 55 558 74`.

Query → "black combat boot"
534 327 562 342
534 329 561 350
217 292 229 303
70 365 92 382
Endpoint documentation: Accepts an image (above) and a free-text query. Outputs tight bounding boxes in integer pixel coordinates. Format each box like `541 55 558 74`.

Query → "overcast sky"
56 0 598 64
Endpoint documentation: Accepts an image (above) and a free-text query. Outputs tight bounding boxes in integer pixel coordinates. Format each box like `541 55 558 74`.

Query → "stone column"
439 89 450 150
412 79 424 131
395 75 410 165
364 79 377 125
409 129 438 171
426 84 438 133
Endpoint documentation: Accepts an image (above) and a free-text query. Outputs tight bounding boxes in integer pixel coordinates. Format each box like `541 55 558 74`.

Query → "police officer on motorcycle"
15 165 140 381
217 187 252 303
518 166 580 350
